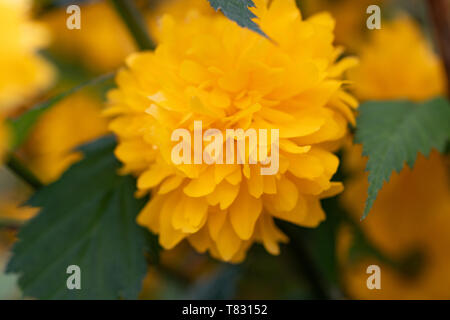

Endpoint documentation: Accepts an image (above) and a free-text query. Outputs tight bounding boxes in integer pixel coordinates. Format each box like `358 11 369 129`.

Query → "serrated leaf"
356 97 450 220
208 0 268 38
6 136 155 299
7 72 114 150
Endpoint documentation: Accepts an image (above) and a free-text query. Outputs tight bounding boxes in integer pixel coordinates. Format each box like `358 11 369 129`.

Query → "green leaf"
7 72 114 150
6 136 154 299
356 97 450 220
208 0 268 38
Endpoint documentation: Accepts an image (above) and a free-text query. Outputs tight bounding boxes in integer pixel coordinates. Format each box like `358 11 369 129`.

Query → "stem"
157 264 191 285
35 0 92 16
0 217 23 230
144 252 190 285
295 0 305 12
6 155 43 190
4 73 114 191
110 0 156 51
344 213 426 280
341 213 398 268
427 0 450 94
10 72 115 150
278 222 331 299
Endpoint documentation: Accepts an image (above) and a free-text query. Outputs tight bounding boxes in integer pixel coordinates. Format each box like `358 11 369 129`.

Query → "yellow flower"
349 17 446 101
0 0 54 112
107 0 357 262
25 93 108 183
147 0 215 41
340 150 450 299
42 0 214 73
303 0 386 50
43 1 136 73
301 0 388 49
339 17 450 299
0 94 106 254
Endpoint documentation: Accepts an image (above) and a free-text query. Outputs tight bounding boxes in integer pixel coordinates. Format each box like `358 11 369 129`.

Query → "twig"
110 0 156 51
427 0 450 94
5 155 43 190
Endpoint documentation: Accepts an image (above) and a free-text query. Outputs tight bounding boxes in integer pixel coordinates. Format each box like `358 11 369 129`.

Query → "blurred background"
0 0 449 299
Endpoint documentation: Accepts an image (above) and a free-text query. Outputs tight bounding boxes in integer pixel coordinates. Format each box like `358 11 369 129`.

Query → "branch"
427 0 450 94
110 0 156 51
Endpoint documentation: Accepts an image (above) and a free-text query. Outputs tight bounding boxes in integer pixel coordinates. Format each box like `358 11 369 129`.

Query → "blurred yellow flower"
43 1 136 73
107 0 357 262
349 17 446 101
339 17 450 299
147 0 215 42
0 95 107 256
0 0 54 111
340 150 450 299
25 93 108 183
303 0 386 50
42 0 214 73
